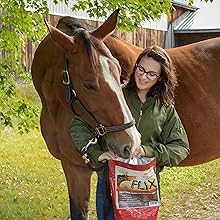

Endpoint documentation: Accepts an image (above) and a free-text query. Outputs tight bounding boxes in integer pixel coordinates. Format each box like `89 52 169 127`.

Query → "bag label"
115 165 160 208
109 157 160 220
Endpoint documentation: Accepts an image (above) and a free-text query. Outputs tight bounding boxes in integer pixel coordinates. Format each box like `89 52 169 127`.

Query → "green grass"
0 129 98 220
17 83 41 108
159 160 220 219
0 129 219 219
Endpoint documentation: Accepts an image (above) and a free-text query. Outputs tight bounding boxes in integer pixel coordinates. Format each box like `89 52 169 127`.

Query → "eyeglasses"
136 64 161 80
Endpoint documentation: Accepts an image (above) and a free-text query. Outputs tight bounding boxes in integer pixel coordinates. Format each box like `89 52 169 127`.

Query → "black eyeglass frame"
135 64 161 80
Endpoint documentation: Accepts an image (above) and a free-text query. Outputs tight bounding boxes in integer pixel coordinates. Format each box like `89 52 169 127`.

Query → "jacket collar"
124 86 157 111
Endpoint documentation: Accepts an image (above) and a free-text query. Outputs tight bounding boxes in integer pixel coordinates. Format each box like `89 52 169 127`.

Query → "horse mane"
56 16 120 71
57 16 98 69
58 16 95 32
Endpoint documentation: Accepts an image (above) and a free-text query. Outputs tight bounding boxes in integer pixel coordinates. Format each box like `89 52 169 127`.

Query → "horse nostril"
121 145 132 159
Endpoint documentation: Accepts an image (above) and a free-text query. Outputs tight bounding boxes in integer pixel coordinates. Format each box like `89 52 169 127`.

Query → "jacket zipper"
137 103 143 129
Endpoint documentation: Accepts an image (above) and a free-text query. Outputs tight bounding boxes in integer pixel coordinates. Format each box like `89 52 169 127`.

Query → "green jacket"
69 86 189 175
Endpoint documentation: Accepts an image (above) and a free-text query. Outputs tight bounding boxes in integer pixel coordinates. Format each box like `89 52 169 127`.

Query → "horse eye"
83 80 97 91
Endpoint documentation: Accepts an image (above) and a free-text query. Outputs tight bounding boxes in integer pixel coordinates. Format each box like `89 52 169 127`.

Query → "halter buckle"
95 124 107 136
62 70 70 85
71 89 77 97
82 153 90 164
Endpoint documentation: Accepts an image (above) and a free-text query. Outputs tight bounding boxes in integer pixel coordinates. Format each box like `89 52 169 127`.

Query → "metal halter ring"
71 89 77 97
62 70 70 85
95 124 107 136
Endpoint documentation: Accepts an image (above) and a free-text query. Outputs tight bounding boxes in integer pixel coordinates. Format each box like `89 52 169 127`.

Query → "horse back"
167 37 220 165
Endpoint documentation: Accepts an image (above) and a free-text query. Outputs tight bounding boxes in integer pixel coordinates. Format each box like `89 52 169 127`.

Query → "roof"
175 1 220 33
172 0 198 11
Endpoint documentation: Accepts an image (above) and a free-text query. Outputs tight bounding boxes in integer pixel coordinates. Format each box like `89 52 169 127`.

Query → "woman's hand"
98 151 116 163
132 146 146 158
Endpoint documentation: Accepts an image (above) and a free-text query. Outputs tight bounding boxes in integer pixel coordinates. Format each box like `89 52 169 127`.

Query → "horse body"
32 10 143 219
32 10 220 219
167 39 220 165
32 34 81 164
104 34 220 166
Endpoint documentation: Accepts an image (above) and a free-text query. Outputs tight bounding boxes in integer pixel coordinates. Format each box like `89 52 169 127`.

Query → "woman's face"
135 56 161 92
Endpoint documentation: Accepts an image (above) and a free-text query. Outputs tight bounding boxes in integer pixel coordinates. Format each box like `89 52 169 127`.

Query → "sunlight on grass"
17 83 41 107
0 130 69 219
0 129 219 219
159 160 220 219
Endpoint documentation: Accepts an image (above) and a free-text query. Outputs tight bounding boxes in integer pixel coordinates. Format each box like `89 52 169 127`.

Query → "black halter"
62 54 135 137
62 28 135 171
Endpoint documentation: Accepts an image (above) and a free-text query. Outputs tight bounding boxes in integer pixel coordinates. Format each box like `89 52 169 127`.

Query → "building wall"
45 14 166 48
165 6 192 48
24 14 166 71
46 0 168 31
174 32 220 47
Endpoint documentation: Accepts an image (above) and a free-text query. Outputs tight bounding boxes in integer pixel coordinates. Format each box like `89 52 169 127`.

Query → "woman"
70 45 190 220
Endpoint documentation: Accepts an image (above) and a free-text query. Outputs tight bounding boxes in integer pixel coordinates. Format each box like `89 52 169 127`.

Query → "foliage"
72 0 172 31
65 0 213 31
0 0 48 133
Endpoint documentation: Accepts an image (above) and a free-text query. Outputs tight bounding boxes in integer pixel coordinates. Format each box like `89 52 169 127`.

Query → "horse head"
45 10 141 159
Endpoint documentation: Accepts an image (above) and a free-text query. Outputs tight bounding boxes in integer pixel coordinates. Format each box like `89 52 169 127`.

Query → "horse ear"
44 20 76 52
90 9 119 40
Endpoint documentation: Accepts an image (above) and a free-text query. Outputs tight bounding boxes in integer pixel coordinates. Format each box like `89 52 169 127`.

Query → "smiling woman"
31 5 220 219
70 45 189 219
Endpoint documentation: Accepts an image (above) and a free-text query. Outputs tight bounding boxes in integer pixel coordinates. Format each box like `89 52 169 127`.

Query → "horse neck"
104 36 143 82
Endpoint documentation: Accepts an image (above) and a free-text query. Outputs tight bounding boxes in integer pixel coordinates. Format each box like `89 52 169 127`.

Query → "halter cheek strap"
62 54 135 137
62 54 135 171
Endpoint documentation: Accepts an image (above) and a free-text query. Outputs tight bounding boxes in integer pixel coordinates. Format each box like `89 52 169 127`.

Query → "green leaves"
70 0 171 31
0 0 47 133
70 0 213 31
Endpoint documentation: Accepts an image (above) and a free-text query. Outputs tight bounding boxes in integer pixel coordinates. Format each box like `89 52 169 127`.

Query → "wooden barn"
23 0 168 71
165 0 198 48
21 0 217 70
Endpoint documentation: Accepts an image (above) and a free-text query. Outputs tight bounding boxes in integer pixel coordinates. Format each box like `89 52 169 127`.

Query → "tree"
70 0 214 30
0 0 213 133
0 0 48 133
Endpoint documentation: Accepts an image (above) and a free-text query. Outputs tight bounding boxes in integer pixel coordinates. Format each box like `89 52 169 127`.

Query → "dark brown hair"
126 45 178 106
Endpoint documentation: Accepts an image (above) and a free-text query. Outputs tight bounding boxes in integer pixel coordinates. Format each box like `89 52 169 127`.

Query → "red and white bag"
109 157 160 220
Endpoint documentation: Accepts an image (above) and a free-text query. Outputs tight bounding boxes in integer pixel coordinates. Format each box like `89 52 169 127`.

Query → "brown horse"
31 10 142 219
32 9 220 220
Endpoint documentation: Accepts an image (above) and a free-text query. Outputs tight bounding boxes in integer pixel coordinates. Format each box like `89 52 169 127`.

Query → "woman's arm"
142 106 190 167
69 115 104 162
69 115 116 163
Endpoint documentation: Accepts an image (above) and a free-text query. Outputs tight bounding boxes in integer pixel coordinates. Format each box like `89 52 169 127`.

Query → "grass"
159 161 220 219
0 128 219 220
16 83 41 108
1 83 219 219
0 129 69 219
